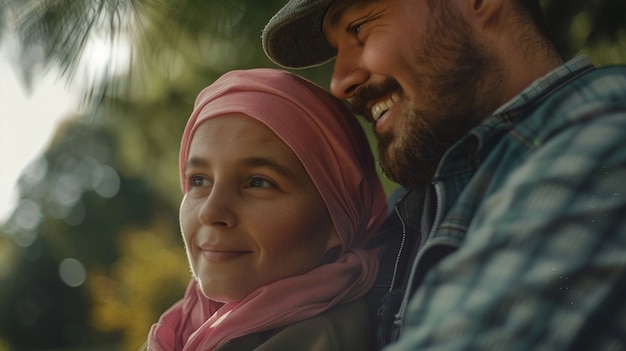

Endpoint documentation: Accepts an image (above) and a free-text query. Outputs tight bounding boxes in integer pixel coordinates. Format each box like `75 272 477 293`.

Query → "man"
262 0 626 350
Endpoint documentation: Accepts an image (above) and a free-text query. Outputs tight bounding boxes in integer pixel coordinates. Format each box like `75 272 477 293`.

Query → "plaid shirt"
385 56 626 350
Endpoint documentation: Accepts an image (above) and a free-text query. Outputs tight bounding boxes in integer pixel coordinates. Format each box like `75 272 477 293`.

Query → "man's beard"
358 2 506 189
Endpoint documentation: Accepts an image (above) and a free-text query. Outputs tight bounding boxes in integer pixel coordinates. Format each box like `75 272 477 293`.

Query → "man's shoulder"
520 64 626 138
567 64 626 98
594 64 626 75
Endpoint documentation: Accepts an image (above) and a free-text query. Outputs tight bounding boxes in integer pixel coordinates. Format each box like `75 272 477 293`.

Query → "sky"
0 33 131 225
0 53 79 223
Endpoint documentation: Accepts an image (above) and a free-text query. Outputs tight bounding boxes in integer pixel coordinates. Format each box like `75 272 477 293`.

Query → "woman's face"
180 113 340 302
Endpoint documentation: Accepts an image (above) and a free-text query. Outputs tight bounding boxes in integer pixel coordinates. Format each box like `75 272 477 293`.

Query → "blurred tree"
1 0 624 102
0 0 625 350
542 0 626 64
0 117 183 349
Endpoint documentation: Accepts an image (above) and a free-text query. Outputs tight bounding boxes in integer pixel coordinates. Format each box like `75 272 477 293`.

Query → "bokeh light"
59 258 87 288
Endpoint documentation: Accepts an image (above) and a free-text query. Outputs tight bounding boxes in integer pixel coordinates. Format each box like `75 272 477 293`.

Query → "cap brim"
262 0 336 69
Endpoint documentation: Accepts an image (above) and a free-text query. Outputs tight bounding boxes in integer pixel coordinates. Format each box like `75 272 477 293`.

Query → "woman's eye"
248 176 274 188
191 175 209 187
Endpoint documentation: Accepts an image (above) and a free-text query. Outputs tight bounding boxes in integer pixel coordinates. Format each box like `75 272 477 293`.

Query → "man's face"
323 0 505 188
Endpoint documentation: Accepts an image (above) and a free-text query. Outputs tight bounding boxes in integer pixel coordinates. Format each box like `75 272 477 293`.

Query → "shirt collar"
494 55 594 115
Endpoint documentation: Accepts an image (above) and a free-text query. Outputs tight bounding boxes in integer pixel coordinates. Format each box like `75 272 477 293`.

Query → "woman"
146 68 387 350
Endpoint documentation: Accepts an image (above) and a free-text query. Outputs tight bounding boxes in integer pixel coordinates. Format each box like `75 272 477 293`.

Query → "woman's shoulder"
217 299 370 351
285 298 369 340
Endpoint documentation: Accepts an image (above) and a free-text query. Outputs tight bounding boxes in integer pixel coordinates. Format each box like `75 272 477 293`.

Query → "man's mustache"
347 78 402 117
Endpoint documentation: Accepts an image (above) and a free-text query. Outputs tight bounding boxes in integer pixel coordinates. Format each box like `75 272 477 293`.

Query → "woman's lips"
199 243 252 262
201 249 251 262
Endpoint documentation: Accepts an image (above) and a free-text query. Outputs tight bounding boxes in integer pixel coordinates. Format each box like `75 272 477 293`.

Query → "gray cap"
262 0 336 69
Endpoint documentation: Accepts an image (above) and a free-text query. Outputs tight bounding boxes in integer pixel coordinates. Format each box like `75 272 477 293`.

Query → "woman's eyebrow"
184 156 209 171
184 156 296 178
243 157 295 178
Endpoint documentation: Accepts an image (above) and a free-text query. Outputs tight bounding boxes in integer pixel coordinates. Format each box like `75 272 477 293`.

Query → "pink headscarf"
148 68 387 350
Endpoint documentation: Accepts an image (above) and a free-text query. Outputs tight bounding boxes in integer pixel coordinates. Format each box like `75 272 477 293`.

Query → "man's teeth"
371 94 399 121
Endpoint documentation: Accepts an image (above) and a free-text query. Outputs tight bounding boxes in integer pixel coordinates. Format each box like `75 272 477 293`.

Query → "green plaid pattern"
387 56 626 350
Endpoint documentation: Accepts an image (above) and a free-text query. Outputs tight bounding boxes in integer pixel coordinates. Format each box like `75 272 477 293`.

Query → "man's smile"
371 93 400 121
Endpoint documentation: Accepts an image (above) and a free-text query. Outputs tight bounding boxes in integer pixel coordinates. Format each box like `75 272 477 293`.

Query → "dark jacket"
215 299 369 351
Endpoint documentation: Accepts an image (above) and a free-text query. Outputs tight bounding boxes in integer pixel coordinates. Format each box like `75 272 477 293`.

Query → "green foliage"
542 0 626 63
0 0 625 350
88 218 189 351
0 118 182 349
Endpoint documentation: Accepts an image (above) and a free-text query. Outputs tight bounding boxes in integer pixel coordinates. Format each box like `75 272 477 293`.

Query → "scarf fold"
149 68 387 350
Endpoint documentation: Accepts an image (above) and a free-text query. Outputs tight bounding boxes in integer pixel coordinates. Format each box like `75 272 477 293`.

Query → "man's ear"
466 0 503 29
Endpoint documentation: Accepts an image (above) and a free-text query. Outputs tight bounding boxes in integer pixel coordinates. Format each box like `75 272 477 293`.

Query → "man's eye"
349 22 365 36
248 176 274 188
348 20 371 43
351 23 363 34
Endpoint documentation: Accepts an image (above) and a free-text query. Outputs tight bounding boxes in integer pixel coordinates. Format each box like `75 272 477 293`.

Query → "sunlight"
74 33 133 91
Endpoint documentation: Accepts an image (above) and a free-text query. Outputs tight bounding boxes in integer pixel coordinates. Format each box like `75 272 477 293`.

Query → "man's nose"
329 47 369 100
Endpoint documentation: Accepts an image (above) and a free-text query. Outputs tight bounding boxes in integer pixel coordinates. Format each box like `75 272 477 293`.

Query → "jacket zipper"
388 205 407 293
393 182 445 328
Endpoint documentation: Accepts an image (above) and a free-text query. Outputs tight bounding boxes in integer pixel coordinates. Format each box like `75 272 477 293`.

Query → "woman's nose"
198 186 236 227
